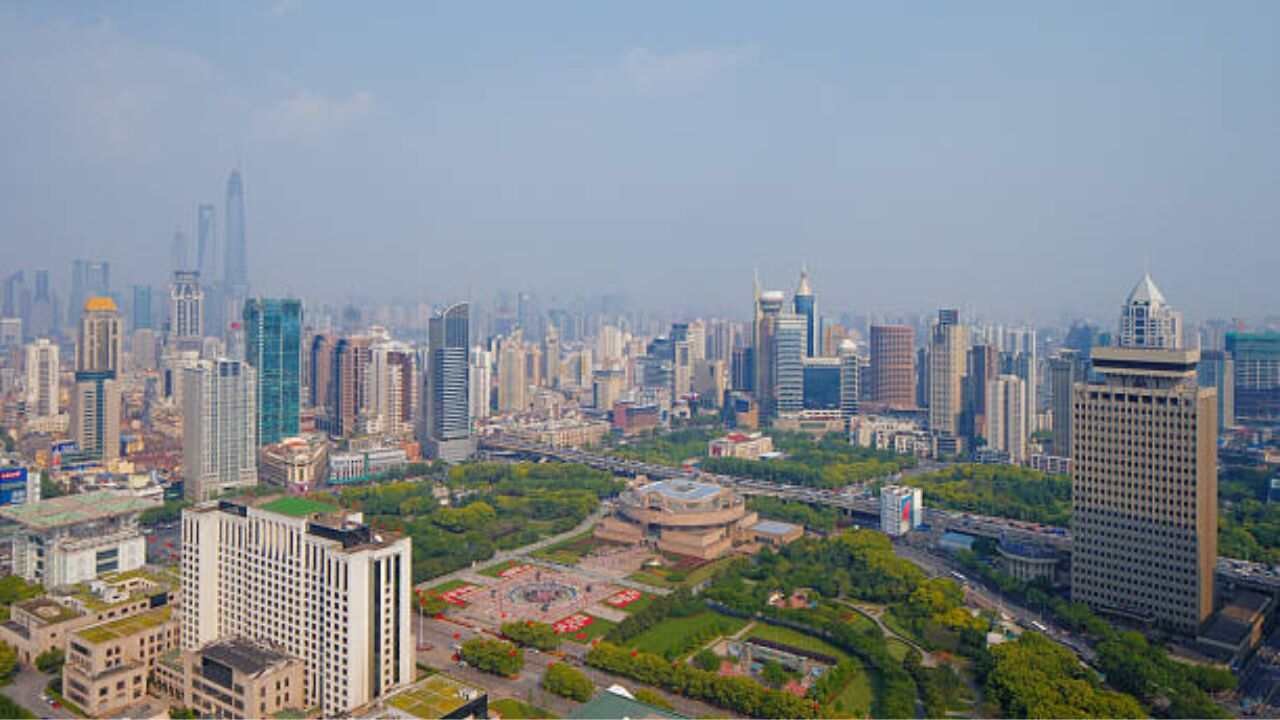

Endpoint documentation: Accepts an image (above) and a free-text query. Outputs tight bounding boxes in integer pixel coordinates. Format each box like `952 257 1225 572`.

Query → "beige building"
985 374 1027 464
259 434 330 493
707 431 774 460
1071 347 1216 635
152 637 306 719
928 310 968 447
62 606 180 717
595 480 758 560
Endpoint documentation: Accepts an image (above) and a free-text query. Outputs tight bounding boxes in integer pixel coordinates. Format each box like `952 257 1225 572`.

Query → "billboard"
0 467 30 506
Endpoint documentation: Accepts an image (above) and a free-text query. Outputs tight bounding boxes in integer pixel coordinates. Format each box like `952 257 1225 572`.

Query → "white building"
880 484 923 537
181 496 414 715
985 374 1028 464
1119 272 1183 350
469 346 492 421
25 338 60 419
0 491 158 587
183 358 258 501
169 270 204 349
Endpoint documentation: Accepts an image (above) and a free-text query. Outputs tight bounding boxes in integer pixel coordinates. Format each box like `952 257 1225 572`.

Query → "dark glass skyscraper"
425 302 474 462
243 298 302 446
794 269 817 357
224 170 248 295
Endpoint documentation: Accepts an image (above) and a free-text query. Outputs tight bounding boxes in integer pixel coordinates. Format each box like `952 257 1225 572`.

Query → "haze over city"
2 1 1278 322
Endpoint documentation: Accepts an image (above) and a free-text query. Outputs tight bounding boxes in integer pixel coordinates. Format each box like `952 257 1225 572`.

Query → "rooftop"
0 491 160 530
83 296 118 312
201 637 296 676
753 520 801 536
568 690 685 720
1126 272 1166 305
76 607 171 644
15 597 81 624
384 674 485 718
259 496 339 518
641 480 722 501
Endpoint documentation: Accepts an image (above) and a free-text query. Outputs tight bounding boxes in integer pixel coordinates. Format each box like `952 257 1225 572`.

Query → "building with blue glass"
243 298 302 446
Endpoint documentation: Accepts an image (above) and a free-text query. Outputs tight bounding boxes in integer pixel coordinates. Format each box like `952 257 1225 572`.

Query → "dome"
1126 272 1165 306
760 290 785 303
83 296 118 312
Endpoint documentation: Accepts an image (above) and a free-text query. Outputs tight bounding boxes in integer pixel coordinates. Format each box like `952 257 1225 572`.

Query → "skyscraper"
469 346 492 420
25 338 59 419
69 260 110 332
929 309 968 449
181 497 413 715
197 203 223 336
838 339 860 418
793 268 817 358
171 230 189 273
1119 272 1182 349
774 313 807 414
753 281 785 419
1225 331 1280 424
497 330 527 413
223 170 248 296
1048 350 1083 457
169 270 203 349
984 374 1027 464
1071 346 1216 634
131 285 153 330
869 325 916 410
330 336 371 438
183 358 258 501
27 270 56 339
425 303 474 462
542 326 561 389
72 297 122 461
243 299 303 446
1198 350 1235 431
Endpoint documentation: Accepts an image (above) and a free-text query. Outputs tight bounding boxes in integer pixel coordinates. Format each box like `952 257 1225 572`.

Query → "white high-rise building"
181 497 413 715
497 331 527 413
25 338 59 418
1119 272 1183 349
985 374 1027 464
183 358 258 501
469 346 492 421
369 340 416 436
169 270 204 349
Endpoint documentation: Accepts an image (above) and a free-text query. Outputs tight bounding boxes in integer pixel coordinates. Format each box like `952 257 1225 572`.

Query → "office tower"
869 325 915 409
1072 346 1216 635
331 336 371 438
753 281 785 419
1224 332 1280 424
181 498 413 715
1119 272 1182 349
69 260 110 331
370 340 416 437
224 170 248 296
774 313 807 414
171 230 189 273
542 326 561 389
838 340 859 418
132 328 160 372
196 204 218 278
425 303 474 462
25 338 59 418
929 310 968 444
524 343 543 389
0 318 20 349
169 271 204 348
692 359 727 409
1048 350 1083 457
308 334 336 409
963 345 999 444
27 270 55 339
985 374 1027 464
687 320 706 364
243 299 303 446
916 347 930 409
469 346 492 421
1198 350 1235 431
183 358 258 501
801 357 840 410
793 269 817 357
497 331 527 413
76 297 122 374
673 339 693 398
596 325 623 364
706 319 736 363
2 271 26 321
72 297 122 460
131 285 153 330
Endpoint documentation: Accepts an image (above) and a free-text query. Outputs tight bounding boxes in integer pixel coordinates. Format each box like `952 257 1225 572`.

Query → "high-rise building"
197 204 218 279
169 271 204 348
497 331 527 413
1119 272 1182 349
1198 350 1235 431
838 339 859 418
223 170 248 296
928 310 968 445
985 374 1027 464
27 270 56 339
469 346 492 421
1225 332 1280 424
369 340 416 437
330 336 371 438
243 299 303 446
753 281 785 419
308 334 336 409
542 326 561 390
802 357 841 410
72 297 122 461
171 230 189 273
1071 346 1216 635
793 269 817 358
1048 350 1083 457
131 285 153 330
963 345 999 444
425 303 474 462
25 338 60 419
773 314 807 415
869 325 915 410
69 260 110 332
183 358 258 501
181 497 413 715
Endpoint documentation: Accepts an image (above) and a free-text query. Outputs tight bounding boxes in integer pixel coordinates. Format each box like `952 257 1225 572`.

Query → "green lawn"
627 556 736 590
831 661 874 718
745 623 851 662
626 570 674 588
530 530 607 566
490 698 556 719
885 637 912 662
478 559 524 578
627 611 746 658
614 593 654 615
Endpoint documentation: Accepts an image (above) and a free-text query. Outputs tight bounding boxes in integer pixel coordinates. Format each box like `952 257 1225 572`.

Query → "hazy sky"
1 2 1277 323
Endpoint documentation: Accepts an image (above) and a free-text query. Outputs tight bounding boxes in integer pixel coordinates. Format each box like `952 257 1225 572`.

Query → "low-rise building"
361 673 488 720
0 491 159 587
996 539 1061 585
611 401 660 436
152 637 307 719
596 480 758 560
329 447 408 484
752 519 803 547
259 434 330 493
504 417 612 449
1199 591 1272 665
707 432 774 460
773 410 846 436
1028 453 1073 475
0 597 90 665
62 607 180 717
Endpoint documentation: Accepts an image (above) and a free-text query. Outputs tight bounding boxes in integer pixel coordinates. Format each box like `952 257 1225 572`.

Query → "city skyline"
2 3 1278 321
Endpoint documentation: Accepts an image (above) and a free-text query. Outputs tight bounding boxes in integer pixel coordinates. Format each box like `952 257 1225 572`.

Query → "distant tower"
774 314 807 414
1119 272 1182 349
793 268 817 358
131 285 153 330
425 303 474 462
929 309 968 452
224 170 248 295
243 298 303 446
197 203 224 337
754 282 785 420
72 298 122 460
25 338 60 419
985 374 1027 463
171 230 189 273
169 271 204 349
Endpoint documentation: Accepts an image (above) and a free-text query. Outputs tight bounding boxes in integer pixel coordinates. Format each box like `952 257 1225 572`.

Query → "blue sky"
1 2 1276 322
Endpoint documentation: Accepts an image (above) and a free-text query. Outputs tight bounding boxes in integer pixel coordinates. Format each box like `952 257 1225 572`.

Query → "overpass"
480 435 1280 593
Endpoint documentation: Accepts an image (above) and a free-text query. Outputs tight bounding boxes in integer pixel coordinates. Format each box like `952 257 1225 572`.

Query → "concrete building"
1198 350 1235 431
468 346 492 421
153 637 306 719
1072 347 1216 634
181 495 414 715
595 480 759 560
73 298 123 461
1119 273 1183 349
707 431 774 460
985 374 1027 464
996 539 1060 584
793 269 817 358
183 359 258 501
366 673 488 720
331 336 373 438
753 285 785 420
259 434 329 493
838 339 860 419
774 313 807 415
496 331 527 413
880 484 922 536
0 491 158 587
62 607 180 717
869 325 915 410
25 338 59 419
169 270 204 350
1225 331 1280 425
928 310 968 449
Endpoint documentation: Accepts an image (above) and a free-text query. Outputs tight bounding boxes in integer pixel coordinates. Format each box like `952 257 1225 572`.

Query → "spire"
1126 272 1165 306
796 266 813 297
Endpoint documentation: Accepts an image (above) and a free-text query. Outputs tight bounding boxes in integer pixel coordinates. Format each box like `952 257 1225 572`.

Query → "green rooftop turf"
386 675 484 718
0 491 159 530
260 496 338 518
76 607 171 644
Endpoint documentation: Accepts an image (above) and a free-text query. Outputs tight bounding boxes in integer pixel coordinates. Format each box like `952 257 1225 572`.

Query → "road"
2 668 75 719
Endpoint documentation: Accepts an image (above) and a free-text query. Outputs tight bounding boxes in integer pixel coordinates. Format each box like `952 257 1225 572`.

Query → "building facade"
425 303 474 462
928 310 968 447
1225 332 1280 425
1119 273 1183 349
869 325 915 410
183 359 258 501
880 485 922 536
243 298 303 446
0 491 157 587
25 338 60 419
985 374 1027 464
